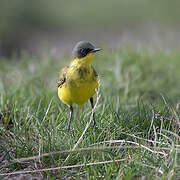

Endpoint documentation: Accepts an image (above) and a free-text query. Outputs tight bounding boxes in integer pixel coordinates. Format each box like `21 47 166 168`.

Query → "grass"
0 47 180 179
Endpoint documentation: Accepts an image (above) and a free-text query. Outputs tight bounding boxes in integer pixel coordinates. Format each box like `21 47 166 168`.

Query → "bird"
57 41 101 131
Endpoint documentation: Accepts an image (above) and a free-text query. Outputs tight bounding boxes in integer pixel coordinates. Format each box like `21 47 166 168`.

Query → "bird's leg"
67 106 73 131
89 97 96 127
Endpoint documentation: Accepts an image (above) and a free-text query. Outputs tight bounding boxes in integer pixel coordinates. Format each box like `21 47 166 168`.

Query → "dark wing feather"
57 65 69 87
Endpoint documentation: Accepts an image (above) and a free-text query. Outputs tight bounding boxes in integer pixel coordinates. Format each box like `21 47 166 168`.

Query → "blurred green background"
0 0 180 57
0 1 180 178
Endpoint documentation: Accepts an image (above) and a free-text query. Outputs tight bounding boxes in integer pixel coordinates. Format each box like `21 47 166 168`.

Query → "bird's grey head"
72 41 101 58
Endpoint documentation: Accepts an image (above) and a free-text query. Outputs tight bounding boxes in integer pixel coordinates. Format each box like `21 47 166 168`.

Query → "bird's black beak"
91 48 101 53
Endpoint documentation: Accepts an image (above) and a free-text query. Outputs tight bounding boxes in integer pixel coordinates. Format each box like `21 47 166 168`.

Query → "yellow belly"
58 79 98 106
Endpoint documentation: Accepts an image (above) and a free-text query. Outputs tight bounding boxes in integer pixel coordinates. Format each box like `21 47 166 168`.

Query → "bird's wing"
57 65 69 87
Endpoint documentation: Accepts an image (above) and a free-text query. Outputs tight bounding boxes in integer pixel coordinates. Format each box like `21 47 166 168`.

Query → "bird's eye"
78 48 92 58
79 48 87 57
80 48 85 54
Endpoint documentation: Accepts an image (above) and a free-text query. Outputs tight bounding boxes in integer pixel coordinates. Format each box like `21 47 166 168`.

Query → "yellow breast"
58 56 98 106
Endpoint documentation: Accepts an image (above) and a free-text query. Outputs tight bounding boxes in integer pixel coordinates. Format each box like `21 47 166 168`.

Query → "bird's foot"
93 121 97 128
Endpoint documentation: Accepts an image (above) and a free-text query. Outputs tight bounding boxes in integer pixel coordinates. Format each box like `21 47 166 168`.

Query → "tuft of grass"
0 47 180 179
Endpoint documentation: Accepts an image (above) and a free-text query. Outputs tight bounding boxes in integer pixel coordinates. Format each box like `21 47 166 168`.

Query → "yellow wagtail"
57 41 101 131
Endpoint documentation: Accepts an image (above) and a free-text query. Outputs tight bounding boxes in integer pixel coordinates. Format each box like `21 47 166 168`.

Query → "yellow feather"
58 53 98 106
